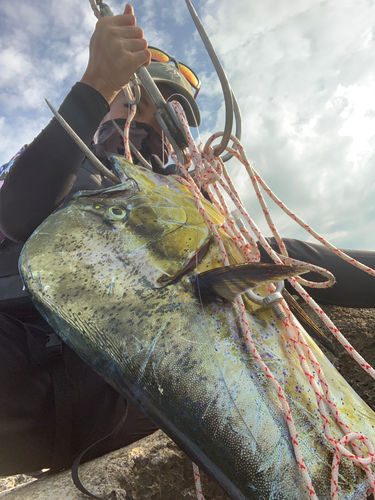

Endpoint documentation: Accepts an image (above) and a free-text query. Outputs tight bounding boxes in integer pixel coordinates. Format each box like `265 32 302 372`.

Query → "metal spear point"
45 99 120 184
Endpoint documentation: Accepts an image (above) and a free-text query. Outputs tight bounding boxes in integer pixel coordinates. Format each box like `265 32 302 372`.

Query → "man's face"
104 83 174 137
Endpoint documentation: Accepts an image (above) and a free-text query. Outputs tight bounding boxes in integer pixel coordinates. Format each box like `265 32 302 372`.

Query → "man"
0 4 201 475
0 0 374 479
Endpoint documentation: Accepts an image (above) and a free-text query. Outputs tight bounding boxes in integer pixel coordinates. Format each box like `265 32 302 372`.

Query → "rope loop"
123 75 141 105
334 432 374 466
203 132 224 161
277 254 336 288
331 433 375 498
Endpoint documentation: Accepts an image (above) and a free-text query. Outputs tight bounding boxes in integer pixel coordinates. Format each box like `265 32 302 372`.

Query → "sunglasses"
148 46 201 99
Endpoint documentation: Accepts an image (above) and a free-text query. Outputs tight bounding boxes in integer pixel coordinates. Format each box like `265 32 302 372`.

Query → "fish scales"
19 157 375 500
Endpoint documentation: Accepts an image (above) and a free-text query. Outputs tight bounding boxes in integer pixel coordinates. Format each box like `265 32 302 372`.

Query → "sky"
1 0 375 250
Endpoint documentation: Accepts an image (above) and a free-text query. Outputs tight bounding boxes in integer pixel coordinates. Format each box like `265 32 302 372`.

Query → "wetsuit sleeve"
0 82 110 243
258 238 375 308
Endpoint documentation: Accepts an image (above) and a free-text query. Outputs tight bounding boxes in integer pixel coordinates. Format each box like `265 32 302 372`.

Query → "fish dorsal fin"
195 262 309 302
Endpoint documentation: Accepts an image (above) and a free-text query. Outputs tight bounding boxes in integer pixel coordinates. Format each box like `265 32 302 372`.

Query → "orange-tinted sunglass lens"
148 47 169 63
178 64 200 90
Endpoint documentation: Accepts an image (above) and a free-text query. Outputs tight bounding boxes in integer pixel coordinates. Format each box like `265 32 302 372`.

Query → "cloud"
0 0 93 114
0 47 33 86
192 0 375 249
0 0 97 169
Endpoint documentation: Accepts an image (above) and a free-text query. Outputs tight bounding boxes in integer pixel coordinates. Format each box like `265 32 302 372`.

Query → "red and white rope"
166 100 375 499
283 310 375 495
192 462 204 500
121 101 136 161
89 0 101 19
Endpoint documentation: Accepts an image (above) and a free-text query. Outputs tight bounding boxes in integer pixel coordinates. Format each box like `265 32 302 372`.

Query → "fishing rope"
166 99 375 499
282 309 375 496
192 462 204 500
121 101 136 161
175 164 319 499
88 0 101 19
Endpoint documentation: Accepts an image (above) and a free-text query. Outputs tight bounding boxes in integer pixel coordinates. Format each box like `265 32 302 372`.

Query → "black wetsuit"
258 238 375 308
0 82 374 475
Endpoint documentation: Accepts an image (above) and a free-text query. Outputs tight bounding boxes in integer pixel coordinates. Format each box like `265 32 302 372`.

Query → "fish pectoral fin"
282 290 334 352
195 263 309 303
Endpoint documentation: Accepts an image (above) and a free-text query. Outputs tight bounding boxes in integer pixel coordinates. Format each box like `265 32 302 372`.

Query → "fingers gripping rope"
89 1 140 111
166 100 375 498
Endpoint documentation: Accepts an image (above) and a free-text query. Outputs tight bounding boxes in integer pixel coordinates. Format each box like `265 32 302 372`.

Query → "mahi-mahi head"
20 156 375 499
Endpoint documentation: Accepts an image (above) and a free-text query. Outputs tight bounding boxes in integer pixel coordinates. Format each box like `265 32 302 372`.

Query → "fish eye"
94 205 101 209
108 205 127 219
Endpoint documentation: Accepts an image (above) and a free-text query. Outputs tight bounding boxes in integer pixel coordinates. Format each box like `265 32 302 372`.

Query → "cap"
146 61 201 127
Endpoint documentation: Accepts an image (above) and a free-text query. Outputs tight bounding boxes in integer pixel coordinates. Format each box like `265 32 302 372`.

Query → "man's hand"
80 4 151 105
